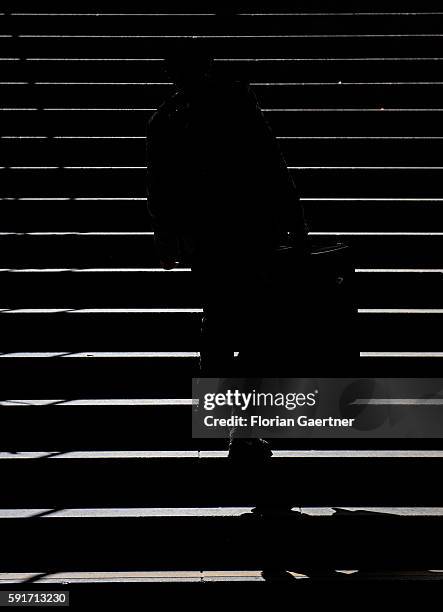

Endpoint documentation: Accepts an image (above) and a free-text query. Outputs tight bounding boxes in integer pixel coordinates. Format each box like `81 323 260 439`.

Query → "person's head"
164 38 212 90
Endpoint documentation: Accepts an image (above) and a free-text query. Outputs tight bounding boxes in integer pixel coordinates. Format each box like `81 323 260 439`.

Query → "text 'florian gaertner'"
203 415 356 428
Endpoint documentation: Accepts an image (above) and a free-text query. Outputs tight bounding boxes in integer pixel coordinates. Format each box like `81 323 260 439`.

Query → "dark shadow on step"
261 568 346 581
247 507 443 576
21 572 53 584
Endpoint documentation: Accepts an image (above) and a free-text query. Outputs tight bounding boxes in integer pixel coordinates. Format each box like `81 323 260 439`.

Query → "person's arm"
146 121 180 269
252 86 309 245
231 82 309 246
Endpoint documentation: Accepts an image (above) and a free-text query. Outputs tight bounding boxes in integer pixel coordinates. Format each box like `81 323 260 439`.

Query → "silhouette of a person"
146 40 308 378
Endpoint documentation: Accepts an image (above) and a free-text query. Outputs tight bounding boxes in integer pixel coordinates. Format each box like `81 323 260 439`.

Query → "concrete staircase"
1 4 443 592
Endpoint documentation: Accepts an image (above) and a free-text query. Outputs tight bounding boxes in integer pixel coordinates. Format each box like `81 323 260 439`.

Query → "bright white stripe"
0 567 441 584
0 308 201 314
265 108 443 112
4 108 443 113
55 136 144 139
0 268 189 272
0 398 192 406
76 197 146 200
353 398 443 405
25 57 443 61
303 197 443 201
12 81 443 86
7 166 145 169
6 231 439 237
0 450 199 459
0 197 146 200
5 165 443 170
17 34 443 38
361 352 443 357
200 449 443 458
246 11 443 15
7 166 58 169
302 507 443 516
0 232 153 236
289 166 443 170
357 269 443 273
12 13 214 17
6 307 443 315
68 166 146 170
256 81 443 85
0 352 198 358
34 81 171 85
6 167 443 172
1 136 49 139
280 136 443 140
0 197 438 202
11 11 443 16
0 197 71 200
2 136 146 139
0 572 205 584
28 58 164 61
0 508 253 518
11 507 441 518
42 108 156 111
1 267 437 274
2 450 441 459
311 231 443 235
23 507 442 519
0 571 257 584
67 166 145 169
359 309 443 313
4 136 443 141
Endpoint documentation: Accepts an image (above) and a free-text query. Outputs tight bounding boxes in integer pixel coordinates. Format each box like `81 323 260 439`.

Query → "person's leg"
199 299 237 376
192 256 240 376
193 255 275 459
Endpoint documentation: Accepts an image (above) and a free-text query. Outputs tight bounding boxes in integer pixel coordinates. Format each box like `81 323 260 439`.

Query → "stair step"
1 354 443 396
0 452 442 507
6 4 443 14
4 83 443 109
357 270 443 307
0 311 442 350
1 568 442 584
2 168 443 198
6 34 443 59
1 199 443 233
2 109 442 137
0 311 200 349
1 264 443 308
4 58 443 84
2 401 442 451
0 269 198 308
0 510 442 571
0 357 196 396
4 13 443 36
4 136 443 167
0 234 443 269
0 401 197 451
0 506 441 518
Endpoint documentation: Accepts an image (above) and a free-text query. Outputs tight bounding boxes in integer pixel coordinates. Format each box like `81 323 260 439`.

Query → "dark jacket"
147 76 308 264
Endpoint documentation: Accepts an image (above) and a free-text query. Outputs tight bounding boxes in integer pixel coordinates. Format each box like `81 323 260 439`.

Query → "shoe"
227 438 273 461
